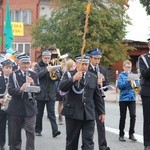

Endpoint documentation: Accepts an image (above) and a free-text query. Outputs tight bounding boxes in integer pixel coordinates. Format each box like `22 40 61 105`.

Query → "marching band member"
117 60 139 142
34 50 61 137
7 54 39 150
59 54 105 150
88 49 110 150
0 59 13 150
138 38 150 150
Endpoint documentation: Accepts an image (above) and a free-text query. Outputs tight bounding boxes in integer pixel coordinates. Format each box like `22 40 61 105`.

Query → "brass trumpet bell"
50 71 58 81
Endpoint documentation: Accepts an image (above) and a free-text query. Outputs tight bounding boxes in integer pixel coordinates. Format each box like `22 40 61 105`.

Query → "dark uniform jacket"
0 72 6 113
139 53 150 96
59 70 105 121
34 60 61 101
7 69 38 116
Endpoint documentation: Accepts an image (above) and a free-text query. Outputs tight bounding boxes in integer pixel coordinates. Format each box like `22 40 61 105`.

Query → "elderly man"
59 54 105 150
34 50 61 137
7 54 39 150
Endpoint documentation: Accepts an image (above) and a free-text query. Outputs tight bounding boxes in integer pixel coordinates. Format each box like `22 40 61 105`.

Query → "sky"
125 0 150 42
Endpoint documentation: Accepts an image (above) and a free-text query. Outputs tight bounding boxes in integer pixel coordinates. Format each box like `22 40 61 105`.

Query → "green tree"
31 0 130 65
140 0 150 15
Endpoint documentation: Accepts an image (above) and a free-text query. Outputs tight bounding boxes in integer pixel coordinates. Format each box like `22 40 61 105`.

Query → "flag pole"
77 1 91 88
3 0 14 51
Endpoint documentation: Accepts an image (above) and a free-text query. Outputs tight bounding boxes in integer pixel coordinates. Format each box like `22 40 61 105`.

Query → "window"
12 43 31 55
11 10 32 25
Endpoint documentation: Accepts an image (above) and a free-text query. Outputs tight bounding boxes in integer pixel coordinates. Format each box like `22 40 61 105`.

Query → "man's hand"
0 98 4 104
97 73 105 85
73 71 82 82
20 83 31 92
46 65 54 72
26 76 34 86
98 114 105 123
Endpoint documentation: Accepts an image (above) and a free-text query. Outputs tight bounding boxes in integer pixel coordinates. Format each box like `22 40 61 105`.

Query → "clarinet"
25 70 33 102
96 65 105 98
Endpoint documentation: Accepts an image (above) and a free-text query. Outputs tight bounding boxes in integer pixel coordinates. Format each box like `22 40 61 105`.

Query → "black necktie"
5 78 8 84
94 67 97 74
80 73 85 85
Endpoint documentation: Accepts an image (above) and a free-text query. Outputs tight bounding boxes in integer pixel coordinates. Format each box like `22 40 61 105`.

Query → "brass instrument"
127 73 140 92
96 66 105 97
48 51 68 81
130 80 139 91
50 69 58 81
1 83 11 111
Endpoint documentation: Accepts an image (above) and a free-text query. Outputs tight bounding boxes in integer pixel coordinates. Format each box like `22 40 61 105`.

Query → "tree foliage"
31 0 130 65
140 0 150 15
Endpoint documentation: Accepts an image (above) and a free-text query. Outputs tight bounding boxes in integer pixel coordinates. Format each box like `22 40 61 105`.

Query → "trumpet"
47 61 60 81
130 80 139 91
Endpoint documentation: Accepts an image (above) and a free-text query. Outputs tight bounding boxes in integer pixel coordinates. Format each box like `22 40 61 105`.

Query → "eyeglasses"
124 66 132 68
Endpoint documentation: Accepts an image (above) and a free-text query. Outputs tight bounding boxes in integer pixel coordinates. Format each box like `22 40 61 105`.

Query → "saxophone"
1 83 11 111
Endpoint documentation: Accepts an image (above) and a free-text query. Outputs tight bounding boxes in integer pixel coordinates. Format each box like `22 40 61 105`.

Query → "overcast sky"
125 0 150 42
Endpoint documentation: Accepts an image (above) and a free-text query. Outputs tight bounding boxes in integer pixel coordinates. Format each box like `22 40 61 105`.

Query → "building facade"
0 0 60 61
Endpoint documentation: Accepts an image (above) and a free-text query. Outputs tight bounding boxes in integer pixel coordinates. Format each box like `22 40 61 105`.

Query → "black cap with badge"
88 48 102 58
18 54 31 62
1 59 13 67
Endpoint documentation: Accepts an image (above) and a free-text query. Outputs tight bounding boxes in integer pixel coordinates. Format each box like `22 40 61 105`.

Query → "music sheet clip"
100 85 115 90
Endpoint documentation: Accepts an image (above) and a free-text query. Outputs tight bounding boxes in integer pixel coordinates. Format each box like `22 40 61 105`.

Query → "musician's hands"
26 76 34 86
46 65 54 72
98 114 105 123
98 73 105 85
73 71 83 82
0 98 4 104
20 83 31 92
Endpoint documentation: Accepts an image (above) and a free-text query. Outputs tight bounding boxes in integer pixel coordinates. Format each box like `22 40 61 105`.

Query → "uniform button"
84 103 86 105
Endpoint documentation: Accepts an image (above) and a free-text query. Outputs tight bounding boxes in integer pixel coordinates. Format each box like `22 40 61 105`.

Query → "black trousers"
141 95 150 147
119 101 136 137
35 100 58 135
96 111 107 150
65 117 95 150
0 110 7 148
8 114 36 150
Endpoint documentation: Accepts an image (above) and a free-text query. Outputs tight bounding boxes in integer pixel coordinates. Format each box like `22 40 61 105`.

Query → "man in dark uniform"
34 50 61 137
12 50 23 71
59 54 105 150
7 54 39 150
88 49 110 150
0 59 13 150
139 38 150 150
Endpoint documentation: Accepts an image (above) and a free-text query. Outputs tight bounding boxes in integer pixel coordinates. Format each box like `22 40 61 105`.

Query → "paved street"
5 97 144 150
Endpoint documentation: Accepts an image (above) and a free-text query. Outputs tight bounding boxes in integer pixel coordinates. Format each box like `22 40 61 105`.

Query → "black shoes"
129 134 137 141
36 132 42 136
53 131 61 137
105 147 110 150
119 136 126 142
145 146 150 150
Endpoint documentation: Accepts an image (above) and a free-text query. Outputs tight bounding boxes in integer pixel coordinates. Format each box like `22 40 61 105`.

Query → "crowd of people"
0 43 150 150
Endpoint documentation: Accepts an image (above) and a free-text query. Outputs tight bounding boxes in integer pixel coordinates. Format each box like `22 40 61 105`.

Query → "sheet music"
127 73 140 81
